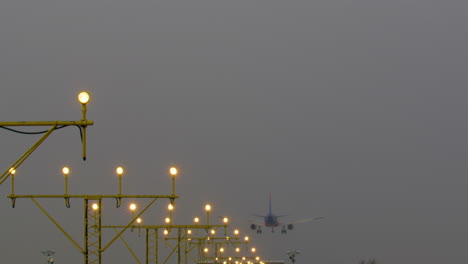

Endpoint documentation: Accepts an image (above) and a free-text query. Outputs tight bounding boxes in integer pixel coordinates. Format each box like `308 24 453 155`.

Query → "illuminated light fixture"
116 167 124 175
92 203 99 211
168 204 174 211
62 167 70 175
78 91 90 105
169 167 178 176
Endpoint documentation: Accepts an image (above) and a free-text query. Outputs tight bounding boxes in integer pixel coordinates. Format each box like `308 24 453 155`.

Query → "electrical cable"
0 125 68 134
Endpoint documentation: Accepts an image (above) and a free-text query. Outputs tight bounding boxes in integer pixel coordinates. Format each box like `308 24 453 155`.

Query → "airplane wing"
290 216 325 224
248 219 265 226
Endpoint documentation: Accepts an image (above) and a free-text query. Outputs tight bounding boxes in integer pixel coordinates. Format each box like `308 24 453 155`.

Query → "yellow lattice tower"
85 200 102 264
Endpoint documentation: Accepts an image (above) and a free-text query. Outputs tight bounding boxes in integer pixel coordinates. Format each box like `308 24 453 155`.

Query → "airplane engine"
250 224 257 230
287 224 294 230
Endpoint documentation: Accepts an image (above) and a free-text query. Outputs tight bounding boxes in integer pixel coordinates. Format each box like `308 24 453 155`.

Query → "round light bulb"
136 218 142 224
116 167 124 175
62 167 70 175
168 204 174 211
129 203 137 211
194 217 199 223
223 217 229 223
165 217 171 224
205 204 212 212
169 167 178 176
78 92 90 104
92 203 99 211
9 168 16 175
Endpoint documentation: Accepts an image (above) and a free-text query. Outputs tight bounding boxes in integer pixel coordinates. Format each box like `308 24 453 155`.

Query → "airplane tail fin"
269 193 272 215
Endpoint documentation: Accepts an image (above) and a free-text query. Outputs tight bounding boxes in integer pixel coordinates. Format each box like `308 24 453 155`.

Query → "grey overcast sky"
1 0 468 263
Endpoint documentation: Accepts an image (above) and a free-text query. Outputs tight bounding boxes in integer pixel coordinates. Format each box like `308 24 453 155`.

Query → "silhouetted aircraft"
249 195 324 234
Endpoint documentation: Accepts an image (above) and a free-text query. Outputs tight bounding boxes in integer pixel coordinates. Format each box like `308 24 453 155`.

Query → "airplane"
249 195 324 234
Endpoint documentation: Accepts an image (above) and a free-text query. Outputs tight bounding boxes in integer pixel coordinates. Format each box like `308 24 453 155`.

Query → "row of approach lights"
59 166 178 196
8 165 177 208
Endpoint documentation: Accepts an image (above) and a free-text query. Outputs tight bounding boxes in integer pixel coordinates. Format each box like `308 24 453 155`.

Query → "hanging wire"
0 125 68 134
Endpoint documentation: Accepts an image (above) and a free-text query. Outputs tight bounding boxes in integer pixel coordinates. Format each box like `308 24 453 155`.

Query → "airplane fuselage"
264 213 279 227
